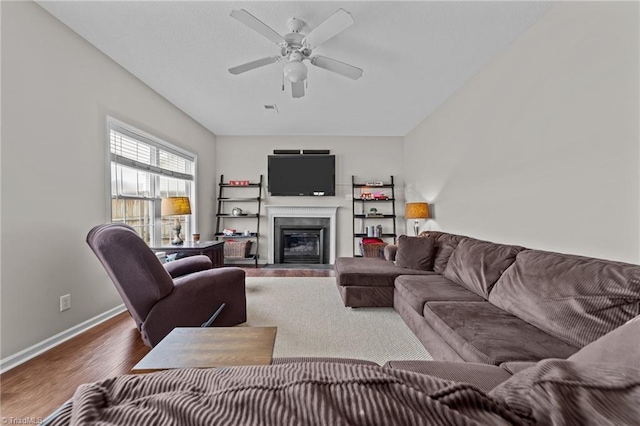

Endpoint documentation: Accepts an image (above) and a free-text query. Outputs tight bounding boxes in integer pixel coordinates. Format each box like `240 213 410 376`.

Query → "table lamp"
405 202 431 236
161 197 191 245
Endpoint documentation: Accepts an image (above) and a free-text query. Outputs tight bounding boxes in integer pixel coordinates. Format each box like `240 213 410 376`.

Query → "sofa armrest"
383 360 512 392
499 361 537 375
163 255 212 278
384 244 398 261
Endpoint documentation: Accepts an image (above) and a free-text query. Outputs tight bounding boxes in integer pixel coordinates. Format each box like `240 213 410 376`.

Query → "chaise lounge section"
335 231 640 365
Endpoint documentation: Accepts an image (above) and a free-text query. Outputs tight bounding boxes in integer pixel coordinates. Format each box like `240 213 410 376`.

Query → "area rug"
244 277 432 365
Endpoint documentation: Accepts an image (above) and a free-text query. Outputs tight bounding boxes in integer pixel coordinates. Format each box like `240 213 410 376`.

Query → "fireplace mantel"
266 206 339 264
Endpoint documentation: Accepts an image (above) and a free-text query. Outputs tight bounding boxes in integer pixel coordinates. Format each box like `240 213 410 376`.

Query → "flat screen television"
268 155 335 196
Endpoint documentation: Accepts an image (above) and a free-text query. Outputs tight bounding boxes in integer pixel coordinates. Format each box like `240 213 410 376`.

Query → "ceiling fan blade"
229 56 280 75
291 80 305 98
230 9 286 45
302 8 353 48
310 55 363 80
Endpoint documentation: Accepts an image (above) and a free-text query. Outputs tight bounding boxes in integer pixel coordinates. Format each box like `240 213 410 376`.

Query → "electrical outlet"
60 294 71 312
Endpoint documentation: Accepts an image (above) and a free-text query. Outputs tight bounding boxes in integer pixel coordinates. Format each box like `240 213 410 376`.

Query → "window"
108 118 196 245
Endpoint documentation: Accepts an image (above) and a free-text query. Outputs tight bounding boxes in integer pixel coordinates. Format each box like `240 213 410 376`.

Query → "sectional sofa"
334 231 640 365
44 317 640 424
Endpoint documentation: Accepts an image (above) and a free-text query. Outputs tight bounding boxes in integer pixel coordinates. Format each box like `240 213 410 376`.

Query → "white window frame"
105 116 198 245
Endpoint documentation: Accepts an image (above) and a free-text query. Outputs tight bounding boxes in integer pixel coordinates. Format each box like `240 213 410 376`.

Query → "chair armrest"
163 255 212 278
384 244 398 261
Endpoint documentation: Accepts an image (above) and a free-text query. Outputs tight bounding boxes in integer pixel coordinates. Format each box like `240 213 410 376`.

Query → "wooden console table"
150 240 225 268
132 327 277 373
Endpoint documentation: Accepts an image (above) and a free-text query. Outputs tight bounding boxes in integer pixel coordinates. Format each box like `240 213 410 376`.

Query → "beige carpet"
244 277 433 365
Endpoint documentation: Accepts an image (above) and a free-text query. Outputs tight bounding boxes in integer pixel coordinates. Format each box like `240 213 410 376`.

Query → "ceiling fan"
228 8 363 98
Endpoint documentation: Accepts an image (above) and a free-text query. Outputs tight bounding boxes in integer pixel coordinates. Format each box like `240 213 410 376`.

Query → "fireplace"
273 217 330 264
266 206 339 265
280 226 325 264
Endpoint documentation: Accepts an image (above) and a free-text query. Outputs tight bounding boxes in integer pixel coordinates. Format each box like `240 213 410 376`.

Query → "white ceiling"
37 1 552 136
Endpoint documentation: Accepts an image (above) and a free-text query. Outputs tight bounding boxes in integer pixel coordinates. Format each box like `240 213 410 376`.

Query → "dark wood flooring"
0 267 334 419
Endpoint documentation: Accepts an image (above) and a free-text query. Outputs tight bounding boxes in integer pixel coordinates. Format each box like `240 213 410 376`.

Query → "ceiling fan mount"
228 8 363 98
280 32 311 58
287 17 305 34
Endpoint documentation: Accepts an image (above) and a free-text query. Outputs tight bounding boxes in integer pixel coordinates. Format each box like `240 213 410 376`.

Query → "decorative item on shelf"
366 207 383 218
192 233 200 243
161 196 191 245
243 229 251 236
374 225 382 238
405 202 431 236
360 192 374 200
360 237 387 258
365 181 384 186
231 207 243 216
373 192 389 200
229 180 250 186
223 228 236 236
224 240 252 258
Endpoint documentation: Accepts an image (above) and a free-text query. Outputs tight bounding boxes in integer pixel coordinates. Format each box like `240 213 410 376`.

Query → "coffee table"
132 327 277 373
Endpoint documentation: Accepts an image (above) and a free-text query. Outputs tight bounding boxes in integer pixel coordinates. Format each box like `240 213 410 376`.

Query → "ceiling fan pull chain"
282 73 285 91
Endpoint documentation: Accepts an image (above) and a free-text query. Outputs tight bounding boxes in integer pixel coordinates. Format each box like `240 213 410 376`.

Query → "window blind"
109 124 194 182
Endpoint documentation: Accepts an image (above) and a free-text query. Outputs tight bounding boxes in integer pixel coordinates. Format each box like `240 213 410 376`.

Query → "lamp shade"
405 202 430 219
161 197 191 217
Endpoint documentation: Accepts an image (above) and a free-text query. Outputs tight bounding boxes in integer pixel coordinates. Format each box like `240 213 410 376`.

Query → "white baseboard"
0 304 127 374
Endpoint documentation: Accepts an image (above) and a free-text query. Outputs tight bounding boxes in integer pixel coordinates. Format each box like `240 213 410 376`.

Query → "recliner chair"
87 223 247 347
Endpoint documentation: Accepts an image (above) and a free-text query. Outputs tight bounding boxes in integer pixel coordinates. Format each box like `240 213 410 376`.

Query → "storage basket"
360 242 387 259
224 240 252 258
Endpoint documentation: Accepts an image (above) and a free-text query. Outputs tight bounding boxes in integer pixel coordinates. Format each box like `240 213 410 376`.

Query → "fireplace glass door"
280 227 325 264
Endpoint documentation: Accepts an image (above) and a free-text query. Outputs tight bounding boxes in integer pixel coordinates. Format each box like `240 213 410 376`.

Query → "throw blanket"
45 360 640 426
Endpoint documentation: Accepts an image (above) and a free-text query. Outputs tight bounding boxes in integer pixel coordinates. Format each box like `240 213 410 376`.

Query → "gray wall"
404 2 639 263
215 136 405 260
0 2 217 358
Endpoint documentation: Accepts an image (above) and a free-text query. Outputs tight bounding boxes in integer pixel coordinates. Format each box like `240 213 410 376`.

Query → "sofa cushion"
421 231 466 274
488 249 640 347
567 315 640 369
334 257 433 288
395 235 436 271
394 275 484 314
423 301 579 365
443 238 523 298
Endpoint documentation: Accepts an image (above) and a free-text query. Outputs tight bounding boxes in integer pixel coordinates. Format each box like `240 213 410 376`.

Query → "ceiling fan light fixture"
283 60 307 83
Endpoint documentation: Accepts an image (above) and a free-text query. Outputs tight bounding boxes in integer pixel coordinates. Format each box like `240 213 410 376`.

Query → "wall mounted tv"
268 154 335 196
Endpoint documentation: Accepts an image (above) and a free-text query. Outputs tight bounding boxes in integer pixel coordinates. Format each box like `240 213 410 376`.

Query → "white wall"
0 2 217 359
216 136 405 260
404 2 639 263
